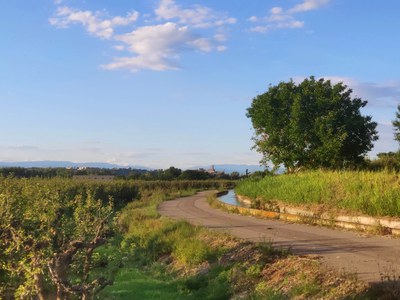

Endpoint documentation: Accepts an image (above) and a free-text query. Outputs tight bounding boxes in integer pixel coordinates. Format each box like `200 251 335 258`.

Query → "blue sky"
1 0 399 168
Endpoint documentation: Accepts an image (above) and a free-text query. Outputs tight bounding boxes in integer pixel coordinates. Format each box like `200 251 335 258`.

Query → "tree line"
0 166 243 180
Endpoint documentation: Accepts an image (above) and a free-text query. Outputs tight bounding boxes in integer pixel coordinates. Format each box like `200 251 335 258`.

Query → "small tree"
393 104 400 145
0 178 115 300
247 77 378 172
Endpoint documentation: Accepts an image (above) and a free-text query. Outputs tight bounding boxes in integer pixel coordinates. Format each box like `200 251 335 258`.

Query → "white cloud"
214 33 227 42
248 16 258 23
102 22 220 72
113 45 125 51
50 1 234 72
250 20 304 33
270 7 283 15
289 0 330 13
49 6 139 39
216 45 227 52
155 0 236 28
250 0 329 33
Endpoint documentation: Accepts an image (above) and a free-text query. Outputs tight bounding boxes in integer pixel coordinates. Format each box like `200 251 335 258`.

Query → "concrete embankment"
220 194 400 236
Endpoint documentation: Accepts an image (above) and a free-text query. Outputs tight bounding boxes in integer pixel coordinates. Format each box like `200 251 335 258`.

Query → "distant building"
207 165 216 174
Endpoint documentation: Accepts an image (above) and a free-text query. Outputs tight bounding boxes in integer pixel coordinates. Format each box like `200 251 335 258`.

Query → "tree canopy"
393 104 400 145
247 77 378 172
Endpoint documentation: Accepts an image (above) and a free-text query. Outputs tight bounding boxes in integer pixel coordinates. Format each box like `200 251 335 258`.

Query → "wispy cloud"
5 145 39 151
288 0 330 13
249 0 330 33
155 0 236 29
49 0 234 72
316 76 400 108
49 6 139 39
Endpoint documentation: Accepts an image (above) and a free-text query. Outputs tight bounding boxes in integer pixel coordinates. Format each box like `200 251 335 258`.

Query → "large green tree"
247 77 378 172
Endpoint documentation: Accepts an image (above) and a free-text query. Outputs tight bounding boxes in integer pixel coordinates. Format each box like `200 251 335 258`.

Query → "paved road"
158 191 400 283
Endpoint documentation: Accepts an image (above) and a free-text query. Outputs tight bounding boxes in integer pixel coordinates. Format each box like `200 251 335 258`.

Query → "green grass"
98 267 186 300
236 170 400 217
97 189 234 299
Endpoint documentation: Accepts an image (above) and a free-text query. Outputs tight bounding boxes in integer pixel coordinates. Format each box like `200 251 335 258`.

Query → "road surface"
158 191 400 283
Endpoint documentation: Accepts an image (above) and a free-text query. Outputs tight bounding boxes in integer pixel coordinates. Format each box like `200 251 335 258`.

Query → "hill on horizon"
0 160 151 170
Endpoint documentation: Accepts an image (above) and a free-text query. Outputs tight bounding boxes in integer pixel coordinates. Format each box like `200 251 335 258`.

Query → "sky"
1 0 399 169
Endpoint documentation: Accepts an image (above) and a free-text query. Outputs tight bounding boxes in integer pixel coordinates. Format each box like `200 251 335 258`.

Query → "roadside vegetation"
236 170 400 218
99 188 369 300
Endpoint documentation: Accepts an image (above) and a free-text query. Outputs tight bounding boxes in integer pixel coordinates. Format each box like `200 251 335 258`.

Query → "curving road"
158 191 400 283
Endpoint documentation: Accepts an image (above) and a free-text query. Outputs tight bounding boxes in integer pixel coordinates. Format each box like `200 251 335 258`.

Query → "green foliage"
0 177 119 299
0 177 231 299
100 189 234 299
247 76 378 172
121 211 216 267
179 169 212 180
393 104 400 144
0 165 241 181
174 238 212 266
236 170 400 217
367 152 400 171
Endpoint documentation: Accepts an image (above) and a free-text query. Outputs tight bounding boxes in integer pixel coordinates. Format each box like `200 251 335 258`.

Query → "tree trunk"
81 290 91 300
48 256 70 300
56 284 68 300
33 272 46 300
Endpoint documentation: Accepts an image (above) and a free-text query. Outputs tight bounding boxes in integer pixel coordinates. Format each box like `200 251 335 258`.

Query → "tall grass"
236 170 400 217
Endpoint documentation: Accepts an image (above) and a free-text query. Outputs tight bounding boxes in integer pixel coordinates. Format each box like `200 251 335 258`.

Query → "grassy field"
235 170 400 217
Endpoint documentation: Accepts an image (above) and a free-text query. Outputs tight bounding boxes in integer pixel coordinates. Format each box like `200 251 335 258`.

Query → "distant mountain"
0 160 152 170
190 164 266 175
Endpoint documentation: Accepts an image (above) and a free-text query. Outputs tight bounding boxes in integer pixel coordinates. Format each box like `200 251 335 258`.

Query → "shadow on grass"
97 268 186 300
355 280 400 300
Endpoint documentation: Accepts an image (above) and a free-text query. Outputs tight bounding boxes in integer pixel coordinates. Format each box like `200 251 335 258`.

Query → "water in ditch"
217 190 248 207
